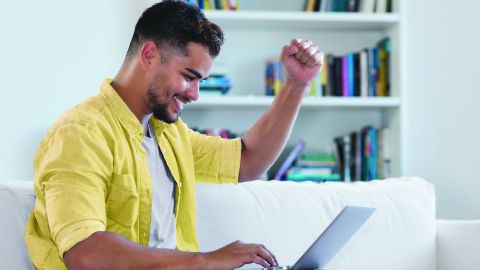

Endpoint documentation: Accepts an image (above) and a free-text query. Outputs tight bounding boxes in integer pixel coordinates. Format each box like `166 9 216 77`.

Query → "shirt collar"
100 78 144 139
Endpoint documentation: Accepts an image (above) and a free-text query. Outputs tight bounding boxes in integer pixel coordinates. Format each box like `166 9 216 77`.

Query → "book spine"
343 135 351 182
306 0 316 12
273 140 306 180
342 56 349 96
368 47 376 96
360 49 368 97
273 61 282 96
348 53 355 96
334 57 343 96
353 52 361 96
321 57 329 96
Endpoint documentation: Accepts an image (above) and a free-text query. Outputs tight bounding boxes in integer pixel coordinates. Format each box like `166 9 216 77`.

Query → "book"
348 53 355 96
282 38 390 98
368 47 377 96
343 135 351 182
342 56 349 96
286 169 341 182
353 53 360 96
378 128 391 179
305 0 316 12
320 0 331 12
327 54 336 96
321 56 330 96
360 0 376 13
360 49 368 97
273 140 306 180
375 0 387 13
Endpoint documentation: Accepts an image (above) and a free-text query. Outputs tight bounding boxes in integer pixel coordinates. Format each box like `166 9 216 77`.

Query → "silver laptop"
245 205 375 270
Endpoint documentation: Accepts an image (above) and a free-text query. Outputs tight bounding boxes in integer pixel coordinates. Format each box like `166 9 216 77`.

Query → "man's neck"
111 63 149 123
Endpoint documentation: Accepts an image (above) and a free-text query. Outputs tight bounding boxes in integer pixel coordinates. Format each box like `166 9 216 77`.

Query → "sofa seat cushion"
0 181 35 270
196 177 436 270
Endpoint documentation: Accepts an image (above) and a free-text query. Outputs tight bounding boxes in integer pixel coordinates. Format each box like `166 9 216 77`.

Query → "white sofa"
1 177 479 270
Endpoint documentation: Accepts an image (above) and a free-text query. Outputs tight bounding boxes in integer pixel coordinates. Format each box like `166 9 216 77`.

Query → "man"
25 1 323 269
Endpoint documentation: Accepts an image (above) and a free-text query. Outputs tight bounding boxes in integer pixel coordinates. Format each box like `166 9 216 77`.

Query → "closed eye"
184 74 195 82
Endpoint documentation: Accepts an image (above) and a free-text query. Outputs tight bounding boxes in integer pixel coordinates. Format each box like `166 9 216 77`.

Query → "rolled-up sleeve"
188 129 241 184
37 122 112 257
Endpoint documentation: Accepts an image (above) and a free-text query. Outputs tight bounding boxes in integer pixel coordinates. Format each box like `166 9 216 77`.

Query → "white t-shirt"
141 115 177 249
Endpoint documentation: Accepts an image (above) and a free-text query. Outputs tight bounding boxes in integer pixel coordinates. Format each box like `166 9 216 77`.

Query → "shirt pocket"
106 173 139 228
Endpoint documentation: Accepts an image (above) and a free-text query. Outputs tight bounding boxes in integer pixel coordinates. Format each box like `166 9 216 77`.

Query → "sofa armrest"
437 219 480 270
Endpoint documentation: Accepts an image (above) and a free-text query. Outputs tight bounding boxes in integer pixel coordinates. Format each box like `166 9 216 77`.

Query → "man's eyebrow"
185 68 206 80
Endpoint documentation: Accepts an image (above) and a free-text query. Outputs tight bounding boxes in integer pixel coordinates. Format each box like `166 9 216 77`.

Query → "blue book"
368 48 376 96
368 128 378 180
273 140 306 180
348 53 355 96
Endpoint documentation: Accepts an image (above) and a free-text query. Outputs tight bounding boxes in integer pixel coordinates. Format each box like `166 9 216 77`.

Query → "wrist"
195 252 211 270
284 76 310 90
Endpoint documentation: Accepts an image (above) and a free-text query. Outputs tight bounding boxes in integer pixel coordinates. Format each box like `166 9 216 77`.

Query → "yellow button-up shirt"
25 79 241 269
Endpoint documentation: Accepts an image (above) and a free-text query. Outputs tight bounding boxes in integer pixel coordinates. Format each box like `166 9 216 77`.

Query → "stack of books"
304 0 393 13
270 128 391 183
267 38 391 98
334 126 391 181
265 60 284 96
186 0 239 10
286 153 340 182
272 140 340 182
200 74 231 95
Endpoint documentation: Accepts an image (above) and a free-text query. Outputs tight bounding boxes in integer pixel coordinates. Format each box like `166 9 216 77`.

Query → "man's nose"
186 81 200 102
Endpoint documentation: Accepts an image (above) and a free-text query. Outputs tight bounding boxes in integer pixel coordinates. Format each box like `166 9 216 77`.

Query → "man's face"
147 42 212 123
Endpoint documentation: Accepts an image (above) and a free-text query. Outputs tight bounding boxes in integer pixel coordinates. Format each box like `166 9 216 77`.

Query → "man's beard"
147 88 181 124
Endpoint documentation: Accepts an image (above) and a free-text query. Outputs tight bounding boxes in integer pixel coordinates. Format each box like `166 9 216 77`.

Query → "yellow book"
274 80 282 96
321 58 328 95
204 0 211 10
377 48 386 96
311 77 318 96
306 0 316 12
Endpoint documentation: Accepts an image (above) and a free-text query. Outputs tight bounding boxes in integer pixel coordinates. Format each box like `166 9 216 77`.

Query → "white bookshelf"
190 95 401 108
204 10 400 30
176 0 406 177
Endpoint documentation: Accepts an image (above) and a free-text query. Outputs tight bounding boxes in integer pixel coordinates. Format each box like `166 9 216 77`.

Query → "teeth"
173 96 184 110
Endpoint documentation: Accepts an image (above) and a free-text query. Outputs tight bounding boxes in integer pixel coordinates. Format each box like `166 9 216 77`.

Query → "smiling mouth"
173 96 191 111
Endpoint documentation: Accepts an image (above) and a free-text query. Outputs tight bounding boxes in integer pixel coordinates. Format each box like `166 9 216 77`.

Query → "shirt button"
143 231 148 238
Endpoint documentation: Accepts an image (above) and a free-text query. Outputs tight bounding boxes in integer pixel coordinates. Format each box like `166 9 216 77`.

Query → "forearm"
239 78 307 181
64 231 205 270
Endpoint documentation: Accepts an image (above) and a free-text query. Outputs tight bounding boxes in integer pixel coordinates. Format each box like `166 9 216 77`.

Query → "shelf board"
204 10 400 31
186 95 401 109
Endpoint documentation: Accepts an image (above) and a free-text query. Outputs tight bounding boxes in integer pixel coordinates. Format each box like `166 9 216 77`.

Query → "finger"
306 49 325 67
254 245 277 267
261 245 279 267
300 46 318 64
280 45 298 63
295 40 313 60
244 253 270 268
290 38 302 47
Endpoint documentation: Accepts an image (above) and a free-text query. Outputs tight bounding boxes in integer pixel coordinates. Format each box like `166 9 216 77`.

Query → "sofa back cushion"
0 181 35 270
196 177 436 270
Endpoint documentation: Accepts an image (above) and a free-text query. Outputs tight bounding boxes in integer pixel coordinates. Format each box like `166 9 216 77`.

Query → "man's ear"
139 41 158 71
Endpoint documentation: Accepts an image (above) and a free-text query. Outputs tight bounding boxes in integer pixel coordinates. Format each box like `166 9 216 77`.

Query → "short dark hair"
126 0 224 60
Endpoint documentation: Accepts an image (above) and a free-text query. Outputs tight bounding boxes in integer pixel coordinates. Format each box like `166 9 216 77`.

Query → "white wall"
0 0 142 180
1 0 479 219
405 0 480 219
